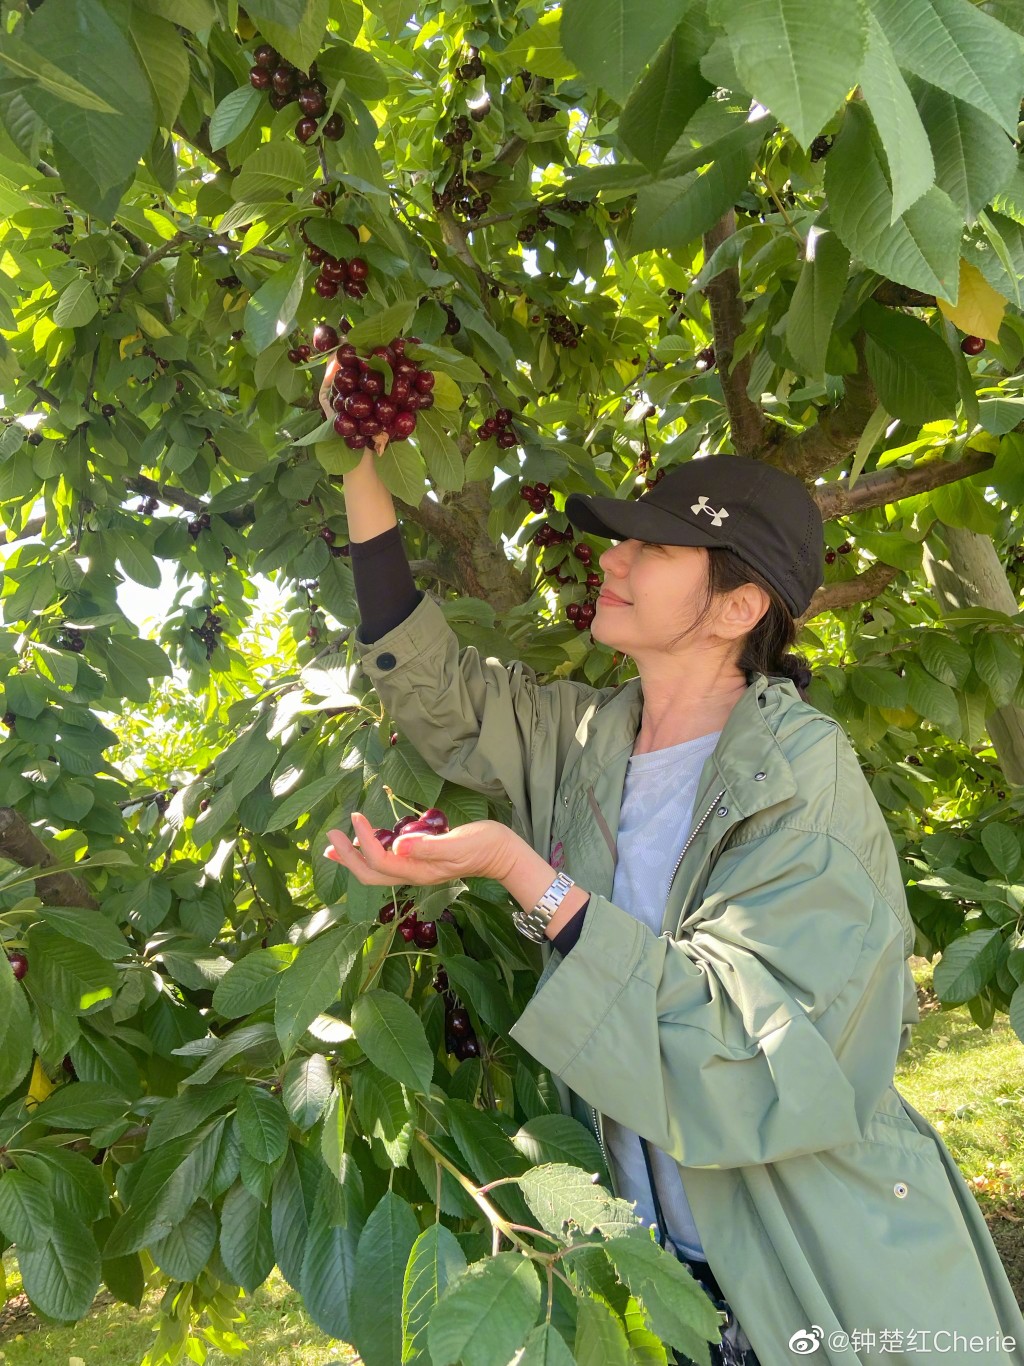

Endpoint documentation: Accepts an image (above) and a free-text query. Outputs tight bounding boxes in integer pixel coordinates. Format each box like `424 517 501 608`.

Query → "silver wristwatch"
512 870 576 943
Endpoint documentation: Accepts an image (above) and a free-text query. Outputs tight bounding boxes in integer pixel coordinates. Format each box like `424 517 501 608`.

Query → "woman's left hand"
325 812 515 888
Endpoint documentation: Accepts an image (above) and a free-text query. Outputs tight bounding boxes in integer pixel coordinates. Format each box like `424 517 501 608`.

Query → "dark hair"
669 546 814 701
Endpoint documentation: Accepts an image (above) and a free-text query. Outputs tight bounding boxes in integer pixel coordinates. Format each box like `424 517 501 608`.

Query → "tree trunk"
921 523 1024 785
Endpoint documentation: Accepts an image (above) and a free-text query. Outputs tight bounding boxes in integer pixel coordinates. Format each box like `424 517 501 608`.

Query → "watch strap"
512 870 576 943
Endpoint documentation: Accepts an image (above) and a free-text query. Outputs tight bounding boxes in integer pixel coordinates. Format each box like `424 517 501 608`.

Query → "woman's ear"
719 582 770 639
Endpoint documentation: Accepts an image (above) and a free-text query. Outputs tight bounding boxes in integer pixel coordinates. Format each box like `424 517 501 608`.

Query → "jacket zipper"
591 785 727 1195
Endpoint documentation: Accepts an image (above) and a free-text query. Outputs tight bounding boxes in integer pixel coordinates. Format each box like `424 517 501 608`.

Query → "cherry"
398 914 418 942
315 275 339 298
298 87 326 117
322 258 347 281
454 1035 480 1060
573 543 593 565
319 526 336 544
419 808 449 834
379 903 396 924
269 90 292 111
432 968 449 993
390 732 398 745
346 392 375 421
288 347 306 363
312 188 335 209
312 323 340 352
101 403 115 418
695 345 716 371
344 281 368 299
359 371 385 398
307 245 326 266
253 44 279 68
375 398 398 427
347 257 369 281
414 920 438 949
497 431 517 449
27 432 43 446
393 409 416 438
837 542 852 554
960 335 986 355
345 435 367 450
8 952 27 981
359 418 383 437
394 815 420 834
414 370 435 393
824 550 836 565
333 413 358 437
272 67 297 96
249 67 272 90
323 113 345 140
296 116 319 143
448 1006 470 1035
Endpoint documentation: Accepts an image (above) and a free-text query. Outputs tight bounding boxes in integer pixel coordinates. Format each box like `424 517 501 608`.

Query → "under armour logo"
691 496 729 527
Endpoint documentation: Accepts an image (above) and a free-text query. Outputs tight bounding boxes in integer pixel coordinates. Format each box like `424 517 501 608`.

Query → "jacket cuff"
509 894 645 1076
550 898 589 956
351 589 446 665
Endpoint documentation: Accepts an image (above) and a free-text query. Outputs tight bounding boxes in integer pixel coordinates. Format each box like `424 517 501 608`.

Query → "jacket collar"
591 671 799 820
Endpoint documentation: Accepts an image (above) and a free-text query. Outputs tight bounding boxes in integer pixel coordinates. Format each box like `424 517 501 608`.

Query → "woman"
322 378 1024 1364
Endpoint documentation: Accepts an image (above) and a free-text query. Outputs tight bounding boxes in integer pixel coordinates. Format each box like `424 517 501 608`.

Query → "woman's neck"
634 673 749 753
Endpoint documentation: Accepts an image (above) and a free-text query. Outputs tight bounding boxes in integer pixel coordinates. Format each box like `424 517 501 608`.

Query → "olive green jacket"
354 591 1024 1365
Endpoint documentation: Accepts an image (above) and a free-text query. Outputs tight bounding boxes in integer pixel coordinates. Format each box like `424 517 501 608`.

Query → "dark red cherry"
253 44 279 68
413 920 438 949
960 334 986 355
7 952 27 981
249 67 272 90
448 1006 470 1035
312 323 340 352
454 1034 480 1059
419 808 449 834
379 903 396 924
272 67 297 96
347 257 369 281
393 409 416 438
298 87 326 117
323 114 345 140
296 116 319 143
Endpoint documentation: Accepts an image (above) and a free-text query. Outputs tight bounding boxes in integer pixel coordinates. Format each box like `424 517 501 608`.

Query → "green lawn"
2 959 1022 1362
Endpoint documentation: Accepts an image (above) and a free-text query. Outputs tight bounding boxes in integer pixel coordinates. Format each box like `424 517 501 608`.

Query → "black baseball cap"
564 454 825 617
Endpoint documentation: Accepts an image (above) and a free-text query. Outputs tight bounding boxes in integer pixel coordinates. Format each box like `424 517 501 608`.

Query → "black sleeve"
550 898 589 956
348 525 424 644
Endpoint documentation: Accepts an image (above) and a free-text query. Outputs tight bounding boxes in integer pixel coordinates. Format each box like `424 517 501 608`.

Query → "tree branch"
798 562 901 625
0 808 99 909
173 120 231 175
814 449 995 521
764 331 878 479
872 282 936 308
702 210 766 457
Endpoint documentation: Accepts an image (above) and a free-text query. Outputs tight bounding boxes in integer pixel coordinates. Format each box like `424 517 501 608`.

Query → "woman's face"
593 538 712 655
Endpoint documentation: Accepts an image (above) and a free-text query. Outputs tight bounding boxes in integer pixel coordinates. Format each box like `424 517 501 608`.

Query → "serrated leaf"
0 957 34 1101
428 1253 542 1366
827 102 961 300
275 923 370 1056
300 1163 364 1339
212 944 296 1018
282 1053 332 1130
210 86 263 152
129 10 189 131
351 1191 420 1366
859 9 934 221
619 19 714 172
932 928 1002 1003
981 825 1021 881
237 1085 289 1164
219 1181 275 1293
512 1115 608 1181
574 1295 632 1366
708 0 867 149
861 301 957 423
603 1235 722 1360
918 631 972 689
244 256 306 355
53 279 99 329
351 989 434 1094
0 1171 54 1251
413 407 463 494
502 12 576 80
149 1202 217 1282
18 1213 101 1323
913 81 1018 226
402 1222 467 1366
517 1164 641 1238
102 1121 224 1257
560 0 682 104
785 227 850 378
24 926 117 1014
351 1065 415 1166
347 301 418 352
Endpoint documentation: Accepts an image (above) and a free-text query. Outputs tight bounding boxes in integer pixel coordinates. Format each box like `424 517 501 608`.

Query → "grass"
1 959 1022 1362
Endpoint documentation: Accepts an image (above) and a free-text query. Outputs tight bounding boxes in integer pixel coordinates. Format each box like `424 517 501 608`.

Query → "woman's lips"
598 590 630 604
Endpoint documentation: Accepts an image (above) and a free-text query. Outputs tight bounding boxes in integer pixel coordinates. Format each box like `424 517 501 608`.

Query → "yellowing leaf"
880 706 918 727
513 295 529 327
119 330 141 358
938 259 1006 342
129 302 170 338
26 1056 54 1107
431 371 461 411
358 225 371 243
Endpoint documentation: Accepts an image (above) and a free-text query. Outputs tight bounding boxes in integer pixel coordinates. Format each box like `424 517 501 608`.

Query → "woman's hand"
318 353 340 421
325 811 515 888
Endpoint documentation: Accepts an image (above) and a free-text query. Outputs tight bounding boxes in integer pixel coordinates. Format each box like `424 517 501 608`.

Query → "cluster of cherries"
325 334 435 450
547 312 584 348
823 541 853 566
695 345 716 371
521 482 556 515
434 967 481 1060
187 511 212 540
56 627 85 653
303 231 369 301
248 45 344 143
432 168 491 222
52 208 74 256
453 47 486 81
516 196 588 244
475 408 518 448
192 606 225 661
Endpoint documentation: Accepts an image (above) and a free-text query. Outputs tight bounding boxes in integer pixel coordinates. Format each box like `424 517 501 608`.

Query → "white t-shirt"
601 727 722 1260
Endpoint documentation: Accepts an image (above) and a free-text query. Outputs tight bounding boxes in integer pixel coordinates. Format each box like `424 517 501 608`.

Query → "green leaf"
245 257 306 355
619 19 714 172
283 1053 332 1130
18 1213 101 1323
631 115 768 253
603 1235 722 1359
319 1084 347 1178
826 102 961 299
149 1202 218 1282
932 928 1002 1003
904 662 959 729
859 9 934 221
275 923 370 1056
918 631 972 689
517 1165 642 1239
53 278 99 329
413 407 463 494
502 12 577 81
402 1222 467 1366
210 86 263 152
560 0 682 103
366 0 419 40
24 926 118 1014
219 1181 275 1293
212 944 296 1017
180 1022 278 1087
252 0 329 70
0 36 118 113
350 1065 415 1166
351 989 434 1094
317 38 388 101
27 1082 128 1131
912 79 1018 225
232 141 305 205
272 1143 319 1291
237 1085 289 1165
861 301 957 423
575 1295 633 1366
300 1163 364 1339
867 0 1023 135
427 1253 542 1366
515 1324 577 1366
981 825 1021 881
18 0 154 197
512 1115 608 1182
0 955 34 1101
708 0 867 149
849 665 907 709
128 10 190 131
975 632 1022 707
347 301 419 352
0 1171 55 1251
102 1121 224 1257
351 1191 420 1366
111 529 162 588
262 772 340 833
785 228 850 378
